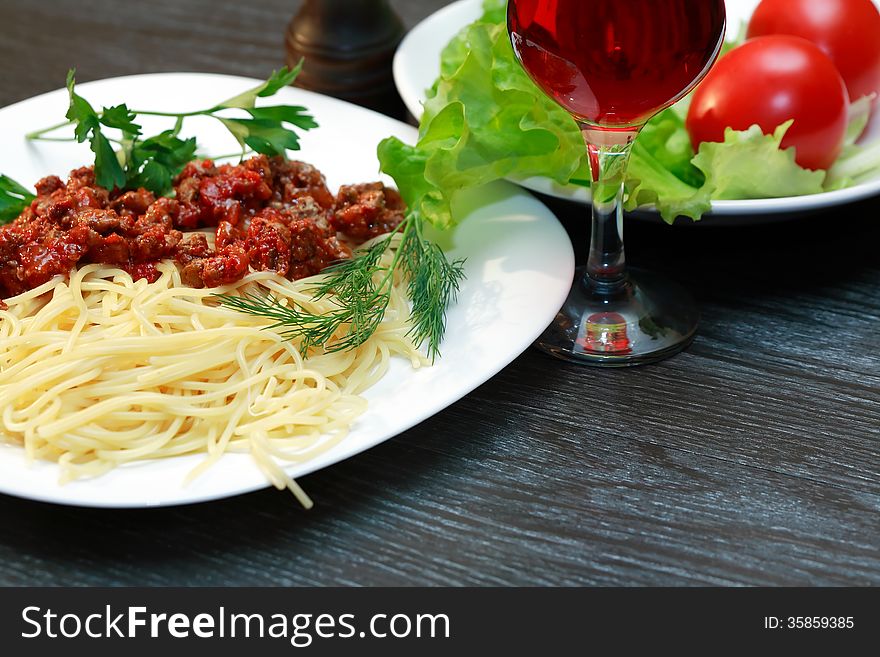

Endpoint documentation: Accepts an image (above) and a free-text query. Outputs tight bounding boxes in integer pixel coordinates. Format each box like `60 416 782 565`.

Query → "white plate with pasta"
0 73 575 508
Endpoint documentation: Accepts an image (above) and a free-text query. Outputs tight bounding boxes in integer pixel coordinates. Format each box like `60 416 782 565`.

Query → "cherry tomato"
747 0 880 104
686 36 848 171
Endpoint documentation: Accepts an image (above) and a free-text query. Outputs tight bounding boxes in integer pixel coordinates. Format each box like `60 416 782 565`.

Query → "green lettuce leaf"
627 116 828 221
625 105 710 221
692 122 825 200
827 96 880 186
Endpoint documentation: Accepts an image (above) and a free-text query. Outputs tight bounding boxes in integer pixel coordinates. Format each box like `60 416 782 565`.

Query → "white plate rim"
0 72 575 508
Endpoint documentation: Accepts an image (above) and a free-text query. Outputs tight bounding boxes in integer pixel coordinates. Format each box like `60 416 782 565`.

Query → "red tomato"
747 0 880 104
686 36 849 171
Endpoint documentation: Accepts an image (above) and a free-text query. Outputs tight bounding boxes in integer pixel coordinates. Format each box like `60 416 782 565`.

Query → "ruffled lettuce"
625 110 828 219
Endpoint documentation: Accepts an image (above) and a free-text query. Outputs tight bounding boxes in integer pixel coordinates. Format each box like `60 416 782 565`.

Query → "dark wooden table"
0 0 877 586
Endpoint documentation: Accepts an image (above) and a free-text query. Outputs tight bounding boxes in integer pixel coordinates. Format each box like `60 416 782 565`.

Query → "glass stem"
580 125 640 297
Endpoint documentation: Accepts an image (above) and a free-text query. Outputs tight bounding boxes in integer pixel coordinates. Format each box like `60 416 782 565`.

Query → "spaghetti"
0 258 423 506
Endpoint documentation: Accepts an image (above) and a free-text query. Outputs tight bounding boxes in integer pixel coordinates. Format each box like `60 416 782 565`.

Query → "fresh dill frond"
311 233 393 302
216 213 465 359
398 215 466 361
216 289 386 354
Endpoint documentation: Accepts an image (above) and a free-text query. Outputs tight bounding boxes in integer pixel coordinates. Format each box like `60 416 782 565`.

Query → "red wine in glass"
508 0 726 366
509 0 727 126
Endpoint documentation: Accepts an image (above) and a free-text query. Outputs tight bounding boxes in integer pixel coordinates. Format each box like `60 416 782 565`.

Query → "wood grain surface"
0 0 877 586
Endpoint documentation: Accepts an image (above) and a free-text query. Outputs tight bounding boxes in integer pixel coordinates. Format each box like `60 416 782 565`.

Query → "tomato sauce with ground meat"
0 155 406 302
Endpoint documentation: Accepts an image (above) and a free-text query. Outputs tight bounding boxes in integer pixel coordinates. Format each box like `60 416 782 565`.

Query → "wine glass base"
535 267 698 367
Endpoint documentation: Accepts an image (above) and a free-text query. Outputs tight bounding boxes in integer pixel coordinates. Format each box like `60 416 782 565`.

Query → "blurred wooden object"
285 0 406 116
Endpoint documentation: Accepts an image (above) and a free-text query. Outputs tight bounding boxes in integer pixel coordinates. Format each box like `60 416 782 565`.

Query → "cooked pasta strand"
0 260 425 495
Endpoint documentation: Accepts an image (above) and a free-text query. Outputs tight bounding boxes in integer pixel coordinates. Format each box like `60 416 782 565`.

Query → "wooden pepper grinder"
285 0 406 117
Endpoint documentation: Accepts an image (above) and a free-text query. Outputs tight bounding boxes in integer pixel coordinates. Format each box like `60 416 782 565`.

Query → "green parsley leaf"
219 117 305 158
0 174 35 223
257 63 303 98
65 69 100 143
244 105 318 130
134 132 198 167
127 131 197 195
48 67 316 190
66 69 128 190
217 62 303 110
91 131 126 190
217 117 248 151
99 103 142 136
129 160 174 195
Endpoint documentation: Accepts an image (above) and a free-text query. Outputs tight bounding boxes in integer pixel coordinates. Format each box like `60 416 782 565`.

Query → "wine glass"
508 0 726 366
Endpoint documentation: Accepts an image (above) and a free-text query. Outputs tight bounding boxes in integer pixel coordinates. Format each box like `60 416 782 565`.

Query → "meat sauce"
0 155 406 303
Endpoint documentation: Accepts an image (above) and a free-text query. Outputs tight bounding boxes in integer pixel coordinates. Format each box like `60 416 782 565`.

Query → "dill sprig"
217 213 465 360
397 215 466 356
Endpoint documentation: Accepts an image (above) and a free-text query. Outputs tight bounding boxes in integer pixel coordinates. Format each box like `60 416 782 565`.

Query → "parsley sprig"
218 212 465 360
24 64 315 196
